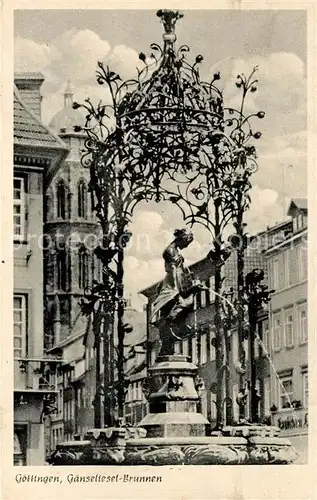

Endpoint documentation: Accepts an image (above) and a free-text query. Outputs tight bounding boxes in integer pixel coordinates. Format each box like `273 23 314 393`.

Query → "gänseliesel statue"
151 228 205 356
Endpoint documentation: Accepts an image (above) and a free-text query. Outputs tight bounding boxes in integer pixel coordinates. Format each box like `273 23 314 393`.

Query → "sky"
14 9 307 309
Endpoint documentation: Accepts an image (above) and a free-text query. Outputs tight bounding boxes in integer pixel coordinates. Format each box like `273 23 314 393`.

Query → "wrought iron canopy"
76 9 264 236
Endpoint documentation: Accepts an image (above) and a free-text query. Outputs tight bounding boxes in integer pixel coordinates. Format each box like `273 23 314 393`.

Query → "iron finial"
156 9 183 44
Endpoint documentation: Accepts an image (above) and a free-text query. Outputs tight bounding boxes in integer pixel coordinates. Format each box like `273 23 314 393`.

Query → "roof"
49 81 86 136
49 107 85 135
14 72 45 83
14 85 68 150
287 198 307 215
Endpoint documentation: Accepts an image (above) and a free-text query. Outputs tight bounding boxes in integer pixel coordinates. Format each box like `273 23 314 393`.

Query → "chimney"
14 72 45 119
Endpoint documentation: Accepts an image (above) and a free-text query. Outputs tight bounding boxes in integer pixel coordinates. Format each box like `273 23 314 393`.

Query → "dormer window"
287 199 307 234
293 213 304 233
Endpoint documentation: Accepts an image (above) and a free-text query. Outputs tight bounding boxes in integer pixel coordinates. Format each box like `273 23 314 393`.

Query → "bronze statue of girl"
152 228 203 356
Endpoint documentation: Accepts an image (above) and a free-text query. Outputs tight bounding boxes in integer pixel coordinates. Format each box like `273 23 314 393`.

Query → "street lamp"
74 9 265 429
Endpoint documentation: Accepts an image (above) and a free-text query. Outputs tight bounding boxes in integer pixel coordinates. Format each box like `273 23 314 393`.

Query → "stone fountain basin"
47 428 298 466
125 434 298 465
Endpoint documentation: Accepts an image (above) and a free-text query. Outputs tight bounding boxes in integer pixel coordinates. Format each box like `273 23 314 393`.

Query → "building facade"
13 73 68 465
43 83 102 450
138 200 308 433
264 199 308 435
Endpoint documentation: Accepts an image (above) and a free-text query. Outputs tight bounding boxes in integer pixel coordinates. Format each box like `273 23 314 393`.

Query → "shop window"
279 376 293 409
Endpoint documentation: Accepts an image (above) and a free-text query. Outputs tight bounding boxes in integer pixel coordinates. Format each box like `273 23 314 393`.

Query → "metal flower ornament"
74 9 265 427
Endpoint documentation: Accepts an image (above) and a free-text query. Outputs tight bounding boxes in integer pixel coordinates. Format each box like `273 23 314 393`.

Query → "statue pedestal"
138 355 209 438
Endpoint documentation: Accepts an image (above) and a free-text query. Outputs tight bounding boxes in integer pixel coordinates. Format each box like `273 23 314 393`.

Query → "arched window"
57 180 66 219
78 247 89 290
77 180 87 218
57 247 67 291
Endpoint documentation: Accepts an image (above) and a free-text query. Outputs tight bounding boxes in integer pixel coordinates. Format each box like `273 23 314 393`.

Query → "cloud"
14 29 143 125
124 256 165 309
15 37 61 73
14 31 307 307
245 185 290 234
213 52 306 138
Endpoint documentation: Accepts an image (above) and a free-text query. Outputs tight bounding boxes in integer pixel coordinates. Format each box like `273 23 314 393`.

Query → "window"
288 247 299 286
272 312 281 350
77 180 87 218
182 338 189 356
174 341 181 354
272 258 279 290
200 281 208 308
210 329 216 361
279 376 293 409
297 244 307 282
200 333 207 365
14 295 26 357
284 250 290 288
302 372 308 407
58 389 63 414
298 304 307 344
209 276 215 303
78 248 89 289
93 253 102 282
57 249 67 291
297 214 304 231
14 177 26 239
263 378 271 415
57 180 66 219
284 308 294 347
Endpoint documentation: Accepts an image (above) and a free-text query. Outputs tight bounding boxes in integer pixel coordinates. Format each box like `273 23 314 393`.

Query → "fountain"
48 233 297 466
47 9 298 466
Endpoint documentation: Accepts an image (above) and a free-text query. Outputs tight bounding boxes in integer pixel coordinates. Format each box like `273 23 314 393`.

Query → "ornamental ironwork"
74 9 266 427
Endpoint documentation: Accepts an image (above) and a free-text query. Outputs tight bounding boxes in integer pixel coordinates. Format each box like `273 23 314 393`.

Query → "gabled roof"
14 85 67 150
287 198 307 215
